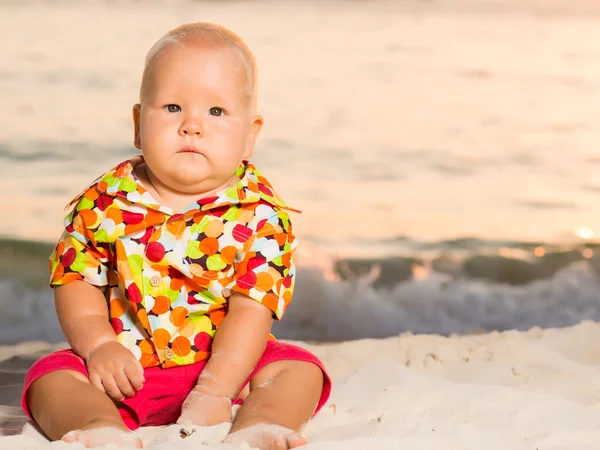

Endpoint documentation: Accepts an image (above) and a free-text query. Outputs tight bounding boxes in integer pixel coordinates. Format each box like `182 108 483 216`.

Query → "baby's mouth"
179 145 201 154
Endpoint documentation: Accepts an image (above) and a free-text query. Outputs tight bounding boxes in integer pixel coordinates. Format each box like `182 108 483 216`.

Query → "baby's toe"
61 427 143 448
224 424 307 450
286 432 307 448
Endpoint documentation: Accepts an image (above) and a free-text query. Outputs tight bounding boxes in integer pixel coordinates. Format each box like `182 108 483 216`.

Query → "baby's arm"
179 208 295 426
197 293 273 396
55 281 145 400
178 293 272 425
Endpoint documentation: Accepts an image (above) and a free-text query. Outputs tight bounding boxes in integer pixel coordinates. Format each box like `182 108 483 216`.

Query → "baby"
21 22 331 449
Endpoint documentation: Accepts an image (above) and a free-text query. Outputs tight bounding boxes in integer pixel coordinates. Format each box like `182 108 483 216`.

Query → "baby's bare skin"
27 360 322 449
62 422 142 448
223 424 307 449
26 370 139 448
224 360 322 449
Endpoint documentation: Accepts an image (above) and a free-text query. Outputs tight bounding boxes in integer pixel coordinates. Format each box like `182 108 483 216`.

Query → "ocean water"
1 0 600 343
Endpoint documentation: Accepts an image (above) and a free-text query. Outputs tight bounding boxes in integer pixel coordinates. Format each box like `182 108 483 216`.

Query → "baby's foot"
223 424 307 450
177 389 232 426
61 419 143 448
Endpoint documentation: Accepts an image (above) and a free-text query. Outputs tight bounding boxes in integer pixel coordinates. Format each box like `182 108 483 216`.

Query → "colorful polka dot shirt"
49 157 298 368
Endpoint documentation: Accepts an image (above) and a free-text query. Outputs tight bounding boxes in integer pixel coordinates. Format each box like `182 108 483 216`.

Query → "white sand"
3 321 600 449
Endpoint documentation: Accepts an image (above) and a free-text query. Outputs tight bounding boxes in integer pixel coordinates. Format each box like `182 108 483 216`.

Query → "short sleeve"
49 198 111 288
228 209 297 320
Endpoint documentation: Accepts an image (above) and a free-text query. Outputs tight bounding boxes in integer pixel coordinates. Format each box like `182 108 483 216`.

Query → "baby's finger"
114 370 136 398
88 371 106 394
135 359 145 383
102 374 125 401
124 363 144 391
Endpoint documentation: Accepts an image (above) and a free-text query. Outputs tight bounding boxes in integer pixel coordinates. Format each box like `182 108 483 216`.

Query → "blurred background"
1 0 600 344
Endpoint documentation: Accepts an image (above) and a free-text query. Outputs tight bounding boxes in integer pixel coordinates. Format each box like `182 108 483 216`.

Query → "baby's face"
133 42 262 196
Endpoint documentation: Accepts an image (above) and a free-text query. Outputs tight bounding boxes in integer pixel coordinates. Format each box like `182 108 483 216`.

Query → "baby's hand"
177 386 233 426
85 341 145 401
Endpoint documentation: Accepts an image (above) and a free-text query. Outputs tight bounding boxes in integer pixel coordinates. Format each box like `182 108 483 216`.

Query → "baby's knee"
27 370 89 408
32 369 89 390
297 361 325 389
272 360 325 385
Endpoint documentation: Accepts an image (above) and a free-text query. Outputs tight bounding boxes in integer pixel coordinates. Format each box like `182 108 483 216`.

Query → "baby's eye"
209 107 224 117
165 104 181 113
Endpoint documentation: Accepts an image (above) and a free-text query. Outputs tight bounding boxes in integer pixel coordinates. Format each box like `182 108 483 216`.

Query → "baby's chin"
166 173 231 197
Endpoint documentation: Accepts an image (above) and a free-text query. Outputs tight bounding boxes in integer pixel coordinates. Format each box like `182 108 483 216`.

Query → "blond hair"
140 22 258 107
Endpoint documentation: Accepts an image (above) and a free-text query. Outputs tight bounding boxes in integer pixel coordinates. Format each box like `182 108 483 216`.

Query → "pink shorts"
21 340 331 430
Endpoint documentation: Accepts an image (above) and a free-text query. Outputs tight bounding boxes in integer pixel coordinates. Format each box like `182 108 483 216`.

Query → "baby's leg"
224 360 323 450
26 370 142 448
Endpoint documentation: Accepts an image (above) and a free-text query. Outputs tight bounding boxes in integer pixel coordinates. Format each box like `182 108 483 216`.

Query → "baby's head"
133 22 263 197
140 23 258 111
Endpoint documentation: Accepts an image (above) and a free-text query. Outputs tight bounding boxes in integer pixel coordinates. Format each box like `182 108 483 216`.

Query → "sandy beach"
3 322 600 449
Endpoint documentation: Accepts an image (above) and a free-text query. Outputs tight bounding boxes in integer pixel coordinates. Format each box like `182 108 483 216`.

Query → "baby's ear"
244 114 264 159
132 104 142 150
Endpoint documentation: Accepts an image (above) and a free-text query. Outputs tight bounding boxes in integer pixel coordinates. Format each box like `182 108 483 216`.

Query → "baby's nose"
180 119 203 136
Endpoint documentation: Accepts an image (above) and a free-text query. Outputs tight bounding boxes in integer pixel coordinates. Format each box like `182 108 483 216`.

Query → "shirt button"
150 275 161 288
164 347 174 360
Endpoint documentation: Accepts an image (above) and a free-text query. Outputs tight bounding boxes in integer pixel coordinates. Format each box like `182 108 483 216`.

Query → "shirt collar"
67 157 299 214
